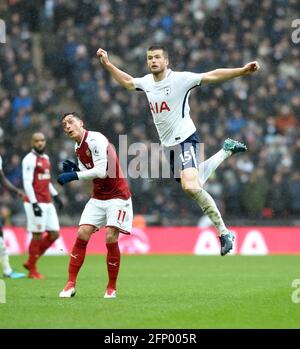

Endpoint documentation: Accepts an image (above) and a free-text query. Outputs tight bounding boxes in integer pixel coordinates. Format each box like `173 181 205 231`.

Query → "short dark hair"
60 112 82 122
147 45 168 58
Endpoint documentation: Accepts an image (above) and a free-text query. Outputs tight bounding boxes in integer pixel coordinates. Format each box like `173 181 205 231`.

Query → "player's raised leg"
181 167 235 256
59 225 94 298
198 138 247 186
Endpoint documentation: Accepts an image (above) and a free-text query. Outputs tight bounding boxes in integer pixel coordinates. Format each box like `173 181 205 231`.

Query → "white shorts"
79 197 133 234
24 202 60 233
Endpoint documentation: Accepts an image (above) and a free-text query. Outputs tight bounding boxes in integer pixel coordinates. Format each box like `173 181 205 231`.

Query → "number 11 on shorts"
117 210 126 223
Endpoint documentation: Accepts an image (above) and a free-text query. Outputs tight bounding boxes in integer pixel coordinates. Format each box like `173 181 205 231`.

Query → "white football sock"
0 237 13 275
198 149 231 186
189 189 228 236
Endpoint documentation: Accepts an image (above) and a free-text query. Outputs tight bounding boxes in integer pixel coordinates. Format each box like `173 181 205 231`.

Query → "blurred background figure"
0 155 26 278
22 133 63 279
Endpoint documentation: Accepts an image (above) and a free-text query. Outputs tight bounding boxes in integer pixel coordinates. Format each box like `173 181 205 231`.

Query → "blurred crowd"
0 0 300 226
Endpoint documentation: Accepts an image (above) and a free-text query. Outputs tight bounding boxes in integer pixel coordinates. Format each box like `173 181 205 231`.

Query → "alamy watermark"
0 279 6 303
0 19 6 44
291 279 300 303
291 19 300 44
101 136 206 184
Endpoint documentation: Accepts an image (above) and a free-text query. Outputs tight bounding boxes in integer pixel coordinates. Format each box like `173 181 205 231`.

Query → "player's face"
62 115 84 142
32 133 46 154
147 50 169 75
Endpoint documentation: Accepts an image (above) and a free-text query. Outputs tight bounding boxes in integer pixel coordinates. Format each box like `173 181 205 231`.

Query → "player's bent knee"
48 231 59 241
106 227 119 243
32 233 43 240
181 178 201 194
183 186 201 198
106 233 119 244
77 225 94 241
181 168 201 194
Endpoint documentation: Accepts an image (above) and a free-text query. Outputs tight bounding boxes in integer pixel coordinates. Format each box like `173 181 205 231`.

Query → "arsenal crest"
164 87 171 96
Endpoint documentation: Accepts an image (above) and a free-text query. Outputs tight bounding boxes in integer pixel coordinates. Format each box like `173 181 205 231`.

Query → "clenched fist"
243 61 260 75
96 48 110 66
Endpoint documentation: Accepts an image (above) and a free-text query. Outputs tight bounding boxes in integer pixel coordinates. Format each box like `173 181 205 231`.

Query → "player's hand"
96 48 109 65
63 160 79 173
242 61 260 75
32 203 42 217
17 189 26 200
53 195 64 210
57 172 79 186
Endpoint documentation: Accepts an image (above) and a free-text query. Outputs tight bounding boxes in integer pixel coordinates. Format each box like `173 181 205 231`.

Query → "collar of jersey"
31 149 45 157
78 129 88 148
152 69 172 85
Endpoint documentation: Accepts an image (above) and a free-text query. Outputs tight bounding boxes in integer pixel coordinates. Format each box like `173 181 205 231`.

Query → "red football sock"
27 239 42 271
39 234 55 256
68 238 88 284
106 242 120 290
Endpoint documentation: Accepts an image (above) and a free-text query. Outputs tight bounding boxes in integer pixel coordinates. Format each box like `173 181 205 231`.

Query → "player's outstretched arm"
201 61 260 85
97 48 135 90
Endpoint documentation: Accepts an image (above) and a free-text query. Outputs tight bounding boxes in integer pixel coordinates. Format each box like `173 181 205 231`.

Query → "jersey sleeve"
90 134 108 168
22 155 38 203
132 76 147 91
49 183 58 196
77 133 108 180
180 71 202 90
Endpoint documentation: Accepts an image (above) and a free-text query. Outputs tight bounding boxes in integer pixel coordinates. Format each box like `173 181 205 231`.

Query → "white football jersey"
133 69 202 146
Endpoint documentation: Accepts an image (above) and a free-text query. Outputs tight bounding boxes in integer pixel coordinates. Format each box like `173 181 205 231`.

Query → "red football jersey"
22 152 52 203
75 130 131 200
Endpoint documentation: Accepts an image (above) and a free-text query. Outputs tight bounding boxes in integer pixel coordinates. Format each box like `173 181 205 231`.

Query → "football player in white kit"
0 155 26 279
97 45 260 256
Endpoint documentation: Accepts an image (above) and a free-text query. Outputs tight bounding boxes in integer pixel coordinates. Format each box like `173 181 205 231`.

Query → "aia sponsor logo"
149 101 170 114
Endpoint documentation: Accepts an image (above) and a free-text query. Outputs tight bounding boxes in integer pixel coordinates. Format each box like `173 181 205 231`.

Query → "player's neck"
32 149 44 156
152 68 168 82
76 129 86 145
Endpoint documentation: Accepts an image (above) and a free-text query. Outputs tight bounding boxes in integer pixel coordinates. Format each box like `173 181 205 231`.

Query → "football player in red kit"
58 112 133 298
22 132 63 279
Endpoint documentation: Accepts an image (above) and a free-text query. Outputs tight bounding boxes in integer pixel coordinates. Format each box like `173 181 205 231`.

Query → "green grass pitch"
1 255 300 329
